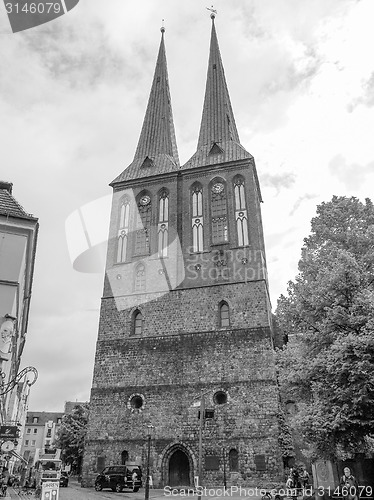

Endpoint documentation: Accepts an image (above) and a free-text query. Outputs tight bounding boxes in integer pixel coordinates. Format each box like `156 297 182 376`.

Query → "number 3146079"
5 3 62 14
317 486 373 497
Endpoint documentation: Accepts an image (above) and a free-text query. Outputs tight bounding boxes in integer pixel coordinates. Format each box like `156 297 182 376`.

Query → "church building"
83 16 283 488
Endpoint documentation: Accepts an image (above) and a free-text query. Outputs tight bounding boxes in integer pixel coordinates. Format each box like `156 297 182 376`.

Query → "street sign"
0 425 18 439
41 481 59 500
1 440 15 452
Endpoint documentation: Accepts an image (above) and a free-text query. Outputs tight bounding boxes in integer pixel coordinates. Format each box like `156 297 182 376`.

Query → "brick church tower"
83 17 283 488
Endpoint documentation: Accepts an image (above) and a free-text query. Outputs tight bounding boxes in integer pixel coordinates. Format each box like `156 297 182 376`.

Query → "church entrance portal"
169 449 190 486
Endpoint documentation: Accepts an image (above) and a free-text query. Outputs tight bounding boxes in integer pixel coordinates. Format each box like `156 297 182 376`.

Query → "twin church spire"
112 17 250 185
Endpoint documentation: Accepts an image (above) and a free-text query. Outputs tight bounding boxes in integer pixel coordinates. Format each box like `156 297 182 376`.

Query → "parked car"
59 472 69 487
95 464 142 493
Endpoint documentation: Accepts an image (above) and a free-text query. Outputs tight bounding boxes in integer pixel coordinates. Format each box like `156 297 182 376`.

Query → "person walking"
340 467 359 500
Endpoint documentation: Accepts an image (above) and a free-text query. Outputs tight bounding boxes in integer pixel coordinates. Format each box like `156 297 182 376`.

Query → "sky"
1 0 374 411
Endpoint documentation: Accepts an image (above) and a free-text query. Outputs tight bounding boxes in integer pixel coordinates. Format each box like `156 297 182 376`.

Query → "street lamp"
144 425 154 500
223 448 226 490
196 393 205 500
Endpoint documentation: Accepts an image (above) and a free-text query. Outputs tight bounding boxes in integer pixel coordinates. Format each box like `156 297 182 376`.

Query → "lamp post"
144 425 154 500
197 394 205 500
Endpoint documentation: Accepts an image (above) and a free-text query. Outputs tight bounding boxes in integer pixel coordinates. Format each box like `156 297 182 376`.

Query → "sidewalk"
69 476 263 499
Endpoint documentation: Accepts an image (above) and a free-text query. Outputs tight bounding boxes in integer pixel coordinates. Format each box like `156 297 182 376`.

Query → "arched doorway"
169 449 190 486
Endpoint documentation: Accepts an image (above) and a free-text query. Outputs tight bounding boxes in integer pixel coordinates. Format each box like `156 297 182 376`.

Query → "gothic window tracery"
211 180 228 244
134 263 146 292
191 184 204 252
135 194 151 255
234 176 249 247
158 190 169 257
117 198 130 263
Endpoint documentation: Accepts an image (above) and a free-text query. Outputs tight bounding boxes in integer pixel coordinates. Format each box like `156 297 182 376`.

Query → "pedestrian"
286 473 297 500
340 467 359 500
300 467 310 488
132 469 138 489
0 474 7 497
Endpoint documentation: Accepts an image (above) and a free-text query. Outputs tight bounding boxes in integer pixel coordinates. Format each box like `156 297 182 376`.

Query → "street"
8 479 261 500
9 482 165 500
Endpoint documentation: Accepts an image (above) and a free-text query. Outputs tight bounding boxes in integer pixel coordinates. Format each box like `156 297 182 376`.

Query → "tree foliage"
276 196 374 459
56 403 89 473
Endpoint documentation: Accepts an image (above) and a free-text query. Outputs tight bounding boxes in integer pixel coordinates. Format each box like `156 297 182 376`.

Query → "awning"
11 450 28 465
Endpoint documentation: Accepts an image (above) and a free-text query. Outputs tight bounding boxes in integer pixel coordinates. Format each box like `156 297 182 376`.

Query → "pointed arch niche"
134 262 146 293
135 191 152 256
233 175 249 247
116 196 131 263
218 300 230 327
158 189 169 257
191 183 204 253
210 178 228 244
161 442 195 487
131 309 143 336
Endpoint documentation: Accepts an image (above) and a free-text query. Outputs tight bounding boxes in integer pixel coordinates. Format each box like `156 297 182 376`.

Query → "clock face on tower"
212 182 224 194
139 195 151 206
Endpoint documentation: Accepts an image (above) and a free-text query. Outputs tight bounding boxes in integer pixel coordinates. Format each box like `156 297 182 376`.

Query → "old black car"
95 464 142 493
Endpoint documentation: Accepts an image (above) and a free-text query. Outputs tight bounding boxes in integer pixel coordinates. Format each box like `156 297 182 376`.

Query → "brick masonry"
82 159 283 487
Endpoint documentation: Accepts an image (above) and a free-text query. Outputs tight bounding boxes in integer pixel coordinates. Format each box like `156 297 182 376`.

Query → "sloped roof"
112 29 179 185
0 182 36 220
182 16 252 170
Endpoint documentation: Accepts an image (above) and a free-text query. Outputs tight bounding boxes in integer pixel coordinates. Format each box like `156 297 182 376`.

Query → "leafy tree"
276 196 374 459
56 403 89 474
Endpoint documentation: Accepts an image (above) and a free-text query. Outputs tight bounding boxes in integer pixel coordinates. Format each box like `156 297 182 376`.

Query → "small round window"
130 395 143 409
214 390 227 405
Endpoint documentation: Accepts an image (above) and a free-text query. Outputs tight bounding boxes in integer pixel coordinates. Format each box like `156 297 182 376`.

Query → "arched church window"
117 198 130 263
135 193 151 255
134 263 146 292
229 449 238 471
191 184 204 252
233 176 249 247
158 190 169 257
219 301 230 327
133 310 143 336
211 180 228 244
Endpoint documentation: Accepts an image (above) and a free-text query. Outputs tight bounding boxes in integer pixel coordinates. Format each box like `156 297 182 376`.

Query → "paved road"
8 479 262 500
8 481 190 500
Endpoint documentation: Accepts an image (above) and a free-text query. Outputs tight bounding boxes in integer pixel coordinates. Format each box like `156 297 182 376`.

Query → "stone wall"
83 322 282 487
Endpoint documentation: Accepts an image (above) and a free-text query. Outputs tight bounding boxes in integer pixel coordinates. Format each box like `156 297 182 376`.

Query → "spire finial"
160 19 165 34
206 5 217 19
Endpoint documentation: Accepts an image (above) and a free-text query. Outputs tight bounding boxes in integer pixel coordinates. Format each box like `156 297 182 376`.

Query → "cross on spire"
206 5 217 19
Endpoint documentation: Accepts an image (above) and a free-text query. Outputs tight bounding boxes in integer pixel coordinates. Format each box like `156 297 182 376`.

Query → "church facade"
82 17 283 488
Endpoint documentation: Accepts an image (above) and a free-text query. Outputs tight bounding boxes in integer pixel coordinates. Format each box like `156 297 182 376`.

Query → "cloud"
329 155 374 190
260 172 296 194
289 194 318 216
348 71 374 111
2 0 374 411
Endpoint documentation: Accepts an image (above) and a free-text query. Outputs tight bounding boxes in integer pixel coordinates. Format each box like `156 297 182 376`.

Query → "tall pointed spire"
183 15 251 170
112 28 180 184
